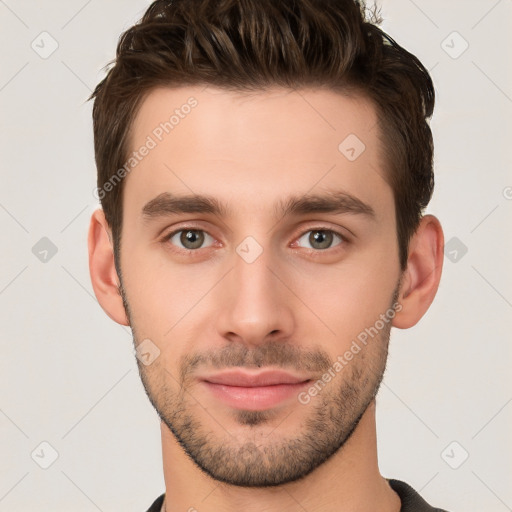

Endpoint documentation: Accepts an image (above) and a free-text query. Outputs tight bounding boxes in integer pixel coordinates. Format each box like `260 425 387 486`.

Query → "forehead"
124 85 392 219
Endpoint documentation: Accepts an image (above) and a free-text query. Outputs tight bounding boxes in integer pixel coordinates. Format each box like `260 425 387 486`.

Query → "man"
87 0 448 510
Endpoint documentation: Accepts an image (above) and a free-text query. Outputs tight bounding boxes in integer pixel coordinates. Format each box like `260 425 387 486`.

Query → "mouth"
199 369 313 411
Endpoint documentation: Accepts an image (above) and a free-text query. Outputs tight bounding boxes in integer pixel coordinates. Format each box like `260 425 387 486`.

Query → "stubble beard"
121 282 396 487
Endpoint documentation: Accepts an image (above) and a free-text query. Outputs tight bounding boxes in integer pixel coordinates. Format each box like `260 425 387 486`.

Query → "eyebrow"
141 190 376 222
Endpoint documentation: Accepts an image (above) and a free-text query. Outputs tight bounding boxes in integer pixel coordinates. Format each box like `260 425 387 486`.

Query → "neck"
159 399 400 512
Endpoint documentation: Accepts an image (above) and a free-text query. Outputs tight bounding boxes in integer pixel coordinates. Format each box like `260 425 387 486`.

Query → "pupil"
182 230 203 249
311 230 332 249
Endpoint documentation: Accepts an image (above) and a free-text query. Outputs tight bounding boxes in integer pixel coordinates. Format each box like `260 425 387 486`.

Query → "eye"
296 229 345 250
166 229 215 250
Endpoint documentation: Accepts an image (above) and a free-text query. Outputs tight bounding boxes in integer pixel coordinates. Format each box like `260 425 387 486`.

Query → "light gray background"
1 1 511 511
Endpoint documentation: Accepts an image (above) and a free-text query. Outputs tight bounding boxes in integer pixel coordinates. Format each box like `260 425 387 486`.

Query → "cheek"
121 245 220 336
121 227 399 347
291 253 399 342
298 279 391 345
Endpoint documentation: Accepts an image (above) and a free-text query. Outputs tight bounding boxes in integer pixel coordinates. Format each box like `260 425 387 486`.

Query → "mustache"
179 340 333 383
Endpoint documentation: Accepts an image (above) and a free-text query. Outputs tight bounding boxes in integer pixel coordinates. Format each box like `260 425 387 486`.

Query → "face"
118 86 403 486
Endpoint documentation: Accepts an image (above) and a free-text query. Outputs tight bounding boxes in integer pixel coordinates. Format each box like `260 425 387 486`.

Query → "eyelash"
160 225 349 255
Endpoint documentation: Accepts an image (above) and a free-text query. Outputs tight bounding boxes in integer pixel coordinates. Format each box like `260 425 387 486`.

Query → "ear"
392 214 444 329
87 208 129 326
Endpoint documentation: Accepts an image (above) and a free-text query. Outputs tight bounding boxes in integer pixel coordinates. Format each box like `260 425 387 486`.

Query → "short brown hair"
90 0 435 273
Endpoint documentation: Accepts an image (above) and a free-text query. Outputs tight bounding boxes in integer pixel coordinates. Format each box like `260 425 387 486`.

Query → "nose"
215 246 295 348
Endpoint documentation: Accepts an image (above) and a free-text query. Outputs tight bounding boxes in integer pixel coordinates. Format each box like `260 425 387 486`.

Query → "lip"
201 369 311 387
199 369 312 411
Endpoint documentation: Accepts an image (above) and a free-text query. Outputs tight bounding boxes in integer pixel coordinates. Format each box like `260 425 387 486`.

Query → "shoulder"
387 479 451 512
145 493 165 512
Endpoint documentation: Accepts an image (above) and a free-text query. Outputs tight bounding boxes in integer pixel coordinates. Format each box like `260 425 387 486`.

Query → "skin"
88 86 444 512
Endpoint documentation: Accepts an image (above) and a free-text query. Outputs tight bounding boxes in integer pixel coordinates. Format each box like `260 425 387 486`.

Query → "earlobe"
88 208 130 326
392 214 444 329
